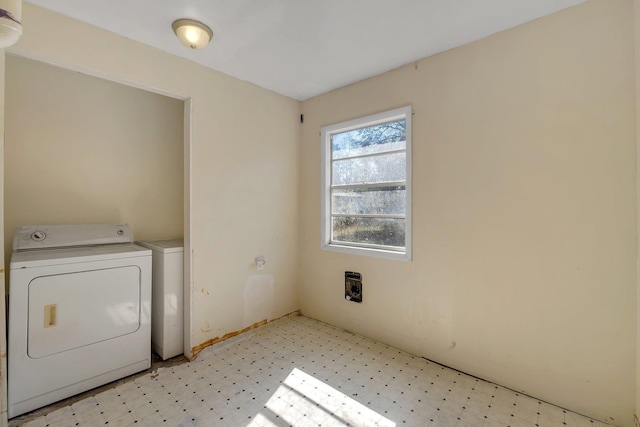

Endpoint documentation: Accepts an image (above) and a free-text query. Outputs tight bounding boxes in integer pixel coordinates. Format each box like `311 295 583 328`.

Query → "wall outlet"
345 271 362 303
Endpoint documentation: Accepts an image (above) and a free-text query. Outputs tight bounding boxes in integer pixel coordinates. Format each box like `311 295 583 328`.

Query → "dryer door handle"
44 304 57 328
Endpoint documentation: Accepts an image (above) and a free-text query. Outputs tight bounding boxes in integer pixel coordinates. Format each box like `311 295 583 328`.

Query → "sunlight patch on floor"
249 367 395 427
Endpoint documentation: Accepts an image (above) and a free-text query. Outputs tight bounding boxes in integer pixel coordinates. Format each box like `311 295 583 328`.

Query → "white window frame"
320 105 412 261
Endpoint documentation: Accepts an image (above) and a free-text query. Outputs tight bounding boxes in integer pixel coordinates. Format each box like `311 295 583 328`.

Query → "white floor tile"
9 316 613 427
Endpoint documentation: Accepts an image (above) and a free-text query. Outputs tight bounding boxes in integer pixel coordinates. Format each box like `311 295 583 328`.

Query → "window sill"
321 242 411 261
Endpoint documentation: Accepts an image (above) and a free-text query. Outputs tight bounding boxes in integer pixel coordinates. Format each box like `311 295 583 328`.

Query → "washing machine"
136 239 184 360
8 224 152 418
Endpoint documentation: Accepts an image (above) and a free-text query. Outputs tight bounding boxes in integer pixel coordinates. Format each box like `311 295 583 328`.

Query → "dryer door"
27 266 141 358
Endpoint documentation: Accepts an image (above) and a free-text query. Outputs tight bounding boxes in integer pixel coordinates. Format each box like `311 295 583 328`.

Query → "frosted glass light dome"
172 19 213 50
0 0 23 48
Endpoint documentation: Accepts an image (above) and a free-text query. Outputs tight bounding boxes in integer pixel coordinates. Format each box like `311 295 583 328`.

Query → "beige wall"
4 55 184 270
300 0 636 425
636 0 640 424
7 3 301 357
0 49 8 426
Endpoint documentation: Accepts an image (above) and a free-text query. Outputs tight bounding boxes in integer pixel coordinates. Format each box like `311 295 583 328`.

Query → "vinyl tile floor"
13 315 611 427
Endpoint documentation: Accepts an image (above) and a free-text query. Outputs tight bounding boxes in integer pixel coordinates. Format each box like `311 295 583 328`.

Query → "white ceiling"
24 0 586 101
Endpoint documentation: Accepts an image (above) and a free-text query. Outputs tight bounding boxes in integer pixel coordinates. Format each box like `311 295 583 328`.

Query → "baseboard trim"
189 310 301 359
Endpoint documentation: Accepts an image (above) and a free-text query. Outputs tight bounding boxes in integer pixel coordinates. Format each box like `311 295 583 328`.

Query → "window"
321 106 412 261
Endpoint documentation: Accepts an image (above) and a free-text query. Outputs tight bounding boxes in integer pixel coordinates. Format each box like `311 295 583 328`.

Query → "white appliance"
8 224 152 418
136 239 184 360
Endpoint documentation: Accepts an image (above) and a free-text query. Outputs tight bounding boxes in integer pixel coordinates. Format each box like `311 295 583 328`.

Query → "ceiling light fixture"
0 0 23 48
172 19 213 50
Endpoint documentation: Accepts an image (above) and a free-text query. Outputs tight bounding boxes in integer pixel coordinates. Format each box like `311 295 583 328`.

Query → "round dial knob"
31 231 46 241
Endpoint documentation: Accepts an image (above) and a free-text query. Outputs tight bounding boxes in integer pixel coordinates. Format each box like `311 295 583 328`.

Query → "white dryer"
8 224 152 418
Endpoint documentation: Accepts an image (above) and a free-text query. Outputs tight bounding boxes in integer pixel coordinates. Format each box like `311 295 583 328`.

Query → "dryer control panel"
13 224 132 251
